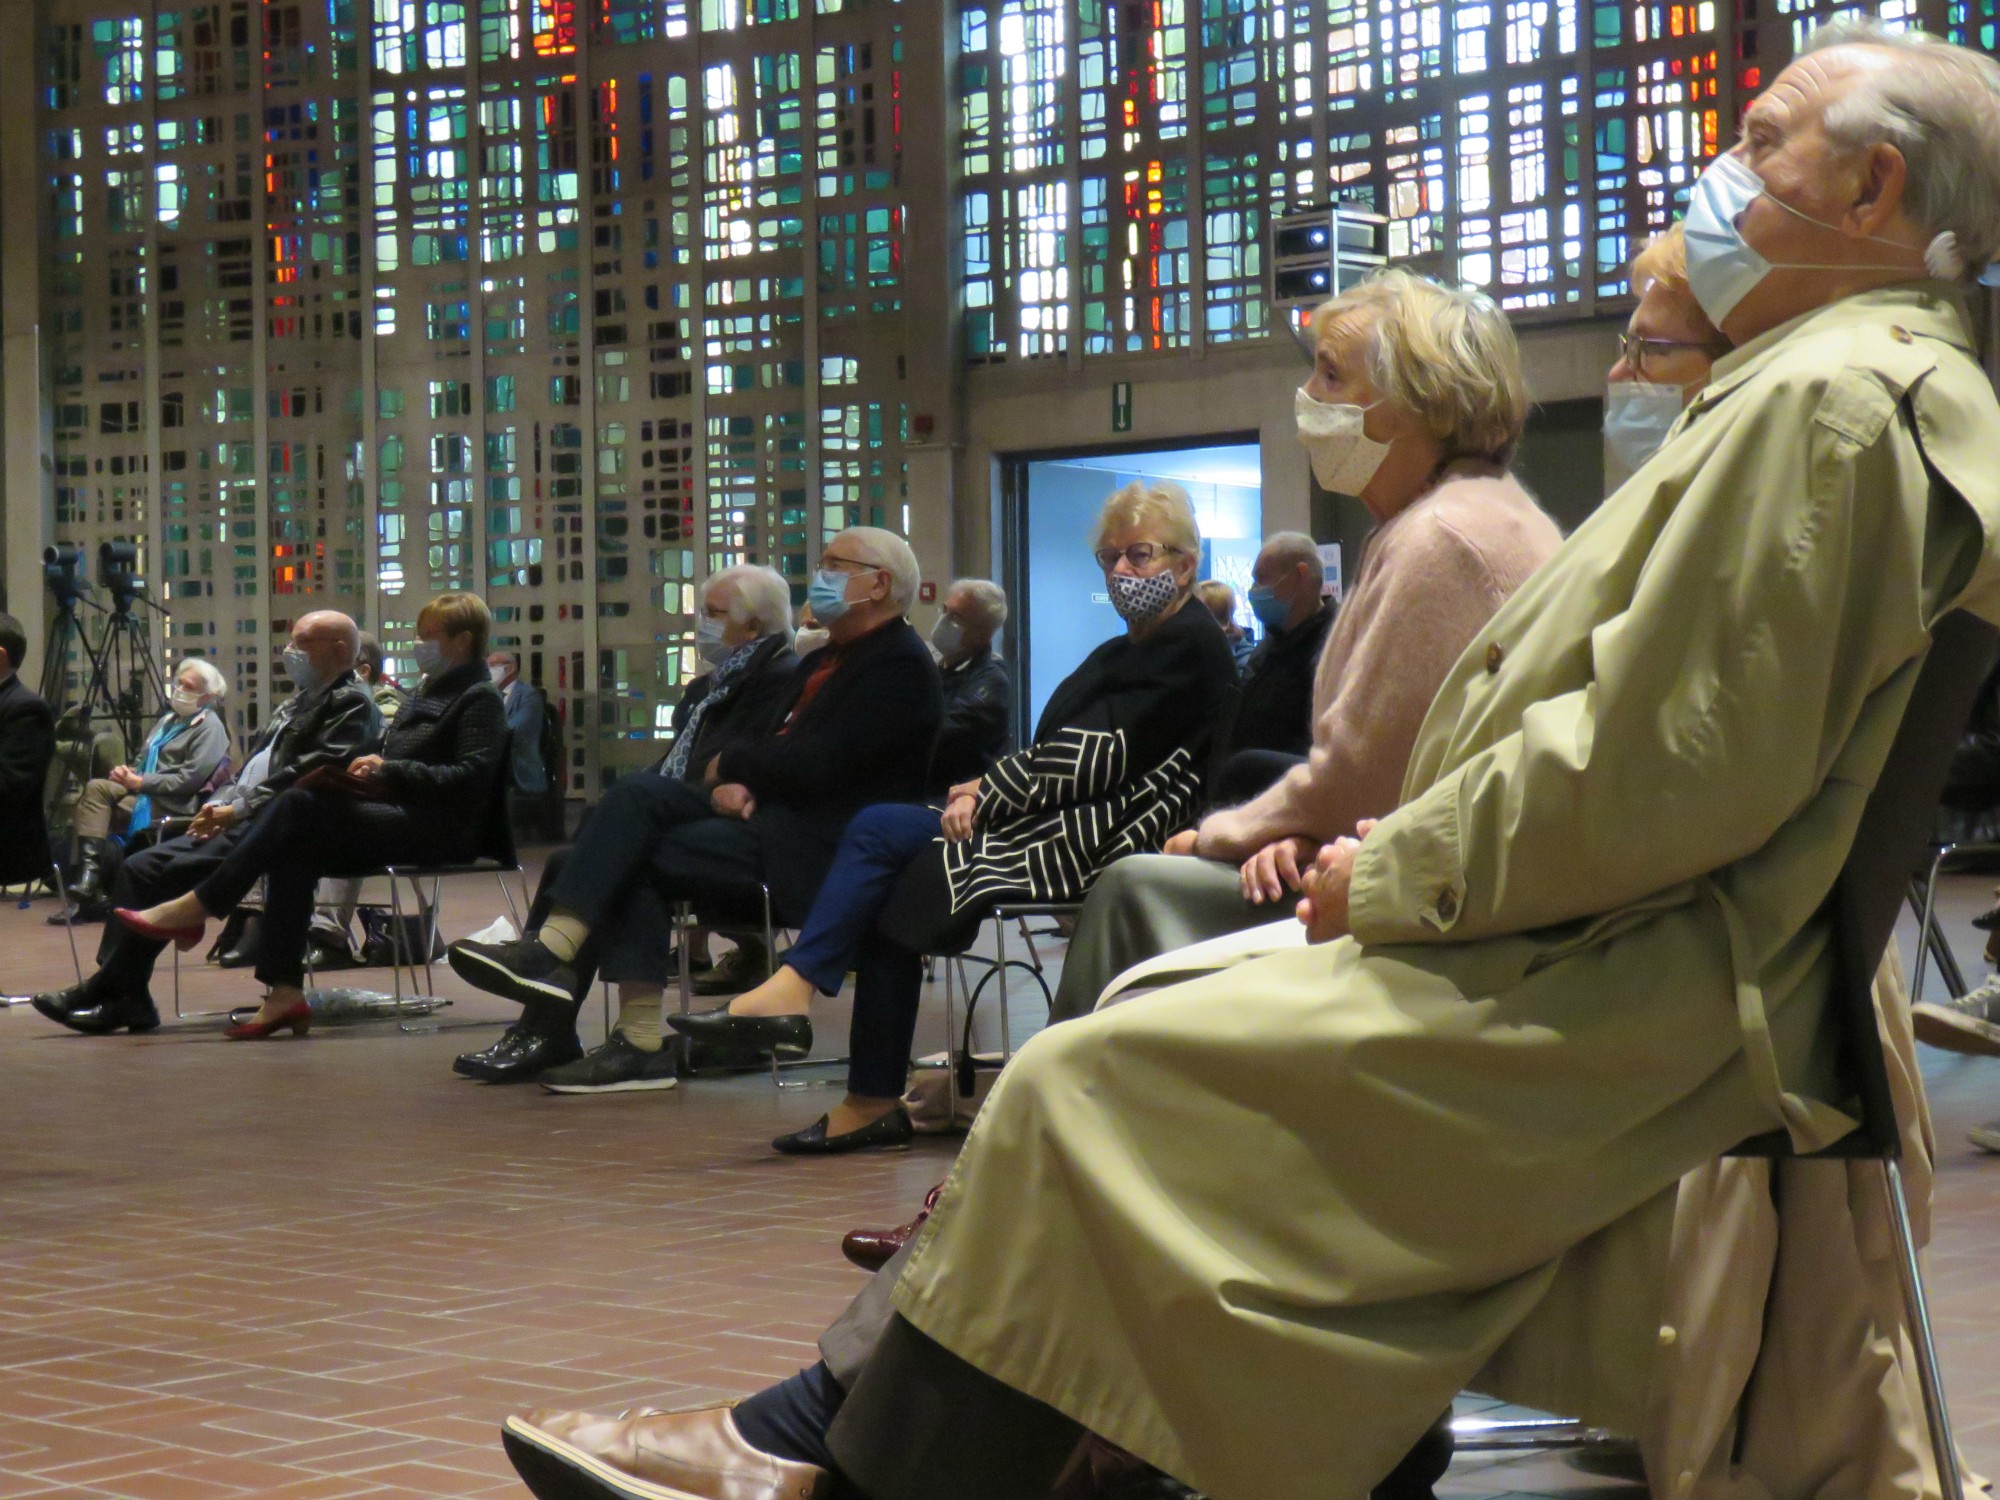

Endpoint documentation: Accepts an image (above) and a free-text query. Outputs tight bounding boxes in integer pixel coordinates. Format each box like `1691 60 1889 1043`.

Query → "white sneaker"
1912 974 2000 1059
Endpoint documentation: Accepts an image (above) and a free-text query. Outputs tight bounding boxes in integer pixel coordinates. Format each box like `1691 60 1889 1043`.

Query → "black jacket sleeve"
934 655 1013 781
0 694 56 802
241 684 382 816
716 638 942 807
375 684 509 811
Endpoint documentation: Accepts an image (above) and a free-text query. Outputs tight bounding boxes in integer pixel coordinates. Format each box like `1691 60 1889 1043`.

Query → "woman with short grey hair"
53 658 232 924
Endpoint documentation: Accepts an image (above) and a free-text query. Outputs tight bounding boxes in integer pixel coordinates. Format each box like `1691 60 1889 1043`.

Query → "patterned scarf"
662 637 764 780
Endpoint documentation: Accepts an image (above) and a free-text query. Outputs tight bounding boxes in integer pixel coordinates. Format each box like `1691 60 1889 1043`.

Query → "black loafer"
667 1007 812 1059
772 1108 914 1156
481 1029 585 1084
32 985 160 1036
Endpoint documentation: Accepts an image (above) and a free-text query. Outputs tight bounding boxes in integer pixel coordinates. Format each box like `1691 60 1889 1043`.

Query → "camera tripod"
41 593 171 846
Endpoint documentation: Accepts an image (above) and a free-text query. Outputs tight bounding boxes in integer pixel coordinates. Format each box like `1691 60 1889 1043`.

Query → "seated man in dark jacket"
448 530 944 1094
0 613 56 894
927 578 1013 795
23 610 381 1035
1222 531 1334 790
452 563 801 1083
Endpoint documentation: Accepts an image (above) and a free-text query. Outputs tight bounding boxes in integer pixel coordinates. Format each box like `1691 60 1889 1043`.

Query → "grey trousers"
1048 853 1273 1022
820 1243 1085 1500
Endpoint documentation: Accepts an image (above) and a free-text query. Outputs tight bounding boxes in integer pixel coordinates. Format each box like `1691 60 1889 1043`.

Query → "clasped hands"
941 779 982 842
1162 818 1378 944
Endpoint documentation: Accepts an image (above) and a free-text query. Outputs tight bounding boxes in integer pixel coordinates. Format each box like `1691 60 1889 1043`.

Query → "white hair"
1091 480 1202 558
706 563 795 639
175 657 227 700
947 578 1009 635
1258 531 1324 582
835 527 921 614
1804 20 2000 277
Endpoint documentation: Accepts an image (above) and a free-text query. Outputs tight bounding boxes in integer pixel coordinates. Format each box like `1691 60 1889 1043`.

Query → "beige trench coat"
888 284 2000 1500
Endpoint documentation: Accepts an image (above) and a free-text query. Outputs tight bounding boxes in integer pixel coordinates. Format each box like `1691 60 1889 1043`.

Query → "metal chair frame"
0 866 84 1008
1908 839 2000 1005
938 901 1076 1118
671 888 827 1087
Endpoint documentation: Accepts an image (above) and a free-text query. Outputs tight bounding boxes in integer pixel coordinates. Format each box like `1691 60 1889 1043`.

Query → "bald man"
23 610 384 1036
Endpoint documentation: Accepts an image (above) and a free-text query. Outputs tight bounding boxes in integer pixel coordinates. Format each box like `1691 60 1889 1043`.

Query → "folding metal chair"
670 887 824 1086
1907 840 2000 1004
935 899 1077 1115
1449 609 1992 1496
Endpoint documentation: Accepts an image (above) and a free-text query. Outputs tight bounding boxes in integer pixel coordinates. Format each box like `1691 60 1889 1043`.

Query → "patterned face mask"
1107 568 1181 625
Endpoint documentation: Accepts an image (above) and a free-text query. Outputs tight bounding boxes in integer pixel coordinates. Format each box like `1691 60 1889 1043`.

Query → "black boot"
464 998 584 1084
48 838 113 925
1371 1409 1454 1500
30 978 160 1036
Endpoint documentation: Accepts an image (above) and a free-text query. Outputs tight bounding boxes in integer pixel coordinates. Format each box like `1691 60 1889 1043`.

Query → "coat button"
1890 326 1913 344
1484 643 1504 673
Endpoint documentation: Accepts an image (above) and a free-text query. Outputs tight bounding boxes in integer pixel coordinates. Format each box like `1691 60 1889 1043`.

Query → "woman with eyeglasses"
674 479 1238 1153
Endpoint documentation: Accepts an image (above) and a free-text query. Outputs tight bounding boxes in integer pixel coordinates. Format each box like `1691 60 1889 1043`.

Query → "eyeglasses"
1618 331 1725 375
1093 542 1182 572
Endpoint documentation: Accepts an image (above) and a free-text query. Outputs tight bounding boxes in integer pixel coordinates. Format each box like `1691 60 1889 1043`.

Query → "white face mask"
488 663 509 684
695 616 732 667
1603 381 1687 471
1683 152 1925 327
169 688 203 718
1295 387 1393 496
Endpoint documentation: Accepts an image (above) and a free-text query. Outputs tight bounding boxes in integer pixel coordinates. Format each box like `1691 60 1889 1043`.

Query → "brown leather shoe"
839 1181 944 1272
502 1403 827 1500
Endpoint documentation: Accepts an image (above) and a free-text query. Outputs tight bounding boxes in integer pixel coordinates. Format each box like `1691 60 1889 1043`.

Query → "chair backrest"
1764 609 1999 1160
199 755 233 796
1201 682 1245 805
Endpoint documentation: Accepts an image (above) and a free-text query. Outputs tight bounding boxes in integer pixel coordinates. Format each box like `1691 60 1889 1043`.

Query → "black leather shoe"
32 985 160 1036
667 1007 812 1060
1370 1409 1454 1500
454 1026 529 1078
772 1108 914 1156
480 1028 585 1084
448 937 583 1006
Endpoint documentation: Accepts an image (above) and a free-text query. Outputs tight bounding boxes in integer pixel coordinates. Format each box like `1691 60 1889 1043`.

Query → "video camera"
43 543 89 608
98 540 144 613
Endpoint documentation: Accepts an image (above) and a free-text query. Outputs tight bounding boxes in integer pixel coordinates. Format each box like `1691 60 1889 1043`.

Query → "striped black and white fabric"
942 600 1238 915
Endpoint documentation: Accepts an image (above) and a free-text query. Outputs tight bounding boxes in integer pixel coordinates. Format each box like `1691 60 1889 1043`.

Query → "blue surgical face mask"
807 567 858 625
1683 152 1922 327
1603 381 1686 472
695 615 732 667
1246 584 1290 631
283 645 326 697
411 639 447 680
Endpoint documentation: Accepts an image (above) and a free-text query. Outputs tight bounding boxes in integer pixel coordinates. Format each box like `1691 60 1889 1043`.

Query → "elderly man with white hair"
928 577 1014 793
496 24 2000 1500
53 656 232 923
450 530 943 1096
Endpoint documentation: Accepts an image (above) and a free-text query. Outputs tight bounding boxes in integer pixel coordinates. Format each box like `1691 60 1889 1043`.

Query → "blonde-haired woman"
678 480 1239 1154
114 592 507 1038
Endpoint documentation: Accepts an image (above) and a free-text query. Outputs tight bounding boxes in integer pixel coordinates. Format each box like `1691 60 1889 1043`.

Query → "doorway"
1002 437 1263 737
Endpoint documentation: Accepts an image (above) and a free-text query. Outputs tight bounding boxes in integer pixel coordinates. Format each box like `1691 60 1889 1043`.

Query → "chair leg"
1912 847 1966 1005
944 947 960 1121
1881 1159 1966 1500
995 913 1014 1062
52 863 83 987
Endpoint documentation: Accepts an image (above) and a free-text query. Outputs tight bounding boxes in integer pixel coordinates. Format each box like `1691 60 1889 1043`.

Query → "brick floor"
3 855 1998 1499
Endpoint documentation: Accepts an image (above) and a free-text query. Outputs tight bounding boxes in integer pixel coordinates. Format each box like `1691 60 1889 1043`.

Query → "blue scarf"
662 639 763 781
123 715 191 839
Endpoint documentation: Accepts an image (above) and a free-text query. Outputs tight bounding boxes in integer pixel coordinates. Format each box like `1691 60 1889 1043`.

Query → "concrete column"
1 3 52 669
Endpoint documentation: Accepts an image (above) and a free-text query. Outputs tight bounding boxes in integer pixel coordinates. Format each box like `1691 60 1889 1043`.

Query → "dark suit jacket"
663 633 801 777
0 674 57 884
374 662 509 841
931 648 1014 793
221 673 382 819
1231 602 1334 758
714 618 944 921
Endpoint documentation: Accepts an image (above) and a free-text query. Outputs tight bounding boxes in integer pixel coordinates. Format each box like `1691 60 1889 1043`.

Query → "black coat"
1231 602 1335 758
931 648 1014 792
373 661 509 837
223 673 382 818
1939 652 2000 842
715 617 944 922
663 633 801 777
0 674 56 884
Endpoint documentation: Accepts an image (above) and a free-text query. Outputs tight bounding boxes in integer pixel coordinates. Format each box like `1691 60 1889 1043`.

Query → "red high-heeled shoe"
112 907 207 951
224 999 312 1040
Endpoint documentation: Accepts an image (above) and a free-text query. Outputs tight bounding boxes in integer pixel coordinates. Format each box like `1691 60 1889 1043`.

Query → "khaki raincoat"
890 284 2000 1500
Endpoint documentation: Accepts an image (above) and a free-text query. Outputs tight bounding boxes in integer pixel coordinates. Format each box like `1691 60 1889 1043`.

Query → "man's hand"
704 754 725 786
349 754 387 778
941 782 981 842
1239 835 1319 905
187 802 239 842
1161 829 1199 857
1295 819 1377 943
711 782 757 820
110 765 142 792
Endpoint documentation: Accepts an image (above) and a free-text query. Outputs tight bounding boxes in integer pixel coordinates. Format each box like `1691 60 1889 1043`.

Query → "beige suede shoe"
503 1403 827 1500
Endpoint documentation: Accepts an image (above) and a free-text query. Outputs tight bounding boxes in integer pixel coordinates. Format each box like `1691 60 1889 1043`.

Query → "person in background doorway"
489 648 548 836
52 657 231 924
1223 530 1335 774
1195 579 1255 674
355 633 409 726
928 578 1013 793
0 613 56 896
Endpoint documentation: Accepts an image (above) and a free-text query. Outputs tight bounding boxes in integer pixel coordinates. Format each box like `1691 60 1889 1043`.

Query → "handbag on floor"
902 1052 1006 1133
357 905 445 966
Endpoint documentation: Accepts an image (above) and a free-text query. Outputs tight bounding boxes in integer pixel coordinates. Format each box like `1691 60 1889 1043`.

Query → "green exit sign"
1112 381 1132 433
